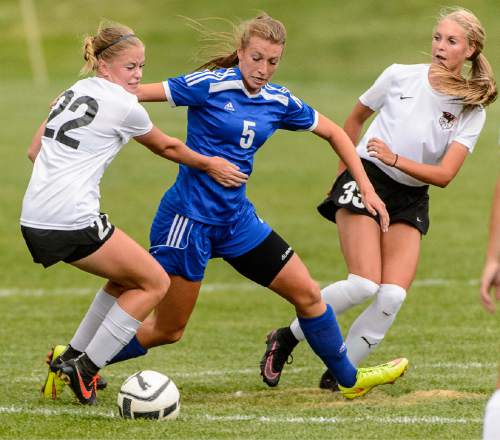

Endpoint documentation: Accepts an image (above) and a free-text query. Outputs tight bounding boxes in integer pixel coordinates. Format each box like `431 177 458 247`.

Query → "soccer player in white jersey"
261 7 497 390
22 22 248 405
480 176 500 439
104 14 409 400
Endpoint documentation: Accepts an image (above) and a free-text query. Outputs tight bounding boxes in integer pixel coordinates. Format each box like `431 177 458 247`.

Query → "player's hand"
360 187 389 232
479 259 500 313
206 157 249 188
367 138 398 167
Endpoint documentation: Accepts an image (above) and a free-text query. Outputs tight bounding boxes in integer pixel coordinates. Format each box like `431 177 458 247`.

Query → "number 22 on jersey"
44 90 99 149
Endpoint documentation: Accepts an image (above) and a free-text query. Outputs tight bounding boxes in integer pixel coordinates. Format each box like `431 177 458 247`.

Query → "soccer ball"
117 370 180 421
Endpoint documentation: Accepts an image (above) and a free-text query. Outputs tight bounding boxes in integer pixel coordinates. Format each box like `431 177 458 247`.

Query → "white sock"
484 389 500 440
69 288 117 352
85 303 140 368
345 283 406 366
290 274 379 341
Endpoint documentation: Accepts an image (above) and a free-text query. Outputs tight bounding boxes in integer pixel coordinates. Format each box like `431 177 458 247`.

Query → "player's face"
98 44 145 93
432 18 475 74
237 36 283 94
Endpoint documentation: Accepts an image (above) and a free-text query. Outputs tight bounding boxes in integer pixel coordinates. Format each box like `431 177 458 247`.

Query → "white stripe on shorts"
165 215 190 249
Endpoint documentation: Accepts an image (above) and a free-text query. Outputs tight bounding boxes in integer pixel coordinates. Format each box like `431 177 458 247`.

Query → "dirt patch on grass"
305 389 484 408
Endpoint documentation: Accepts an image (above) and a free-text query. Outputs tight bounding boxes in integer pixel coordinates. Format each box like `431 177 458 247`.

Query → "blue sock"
298 304 357 387
107 335 148 365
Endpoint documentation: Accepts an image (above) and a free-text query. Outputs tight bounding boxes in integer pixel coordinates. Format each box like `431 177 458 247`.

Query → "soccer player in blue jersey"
66 14 409 399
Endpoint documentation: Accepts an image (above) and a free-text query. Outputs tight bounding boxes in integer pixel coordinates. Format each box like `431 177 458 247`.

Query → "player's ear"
466 43 476 60
97 58 109 78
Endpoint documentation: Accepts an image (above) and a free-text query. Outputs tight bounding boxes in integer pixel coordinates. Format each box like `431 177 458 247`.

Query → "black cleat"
47 345 107 390
95 375 108 390
260 327 298 387
319 369 340 392
57 354 99 405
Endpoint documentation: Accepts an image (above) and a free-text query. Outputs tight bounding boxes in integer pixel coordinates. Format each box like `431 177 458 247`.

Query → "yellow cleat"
339 357 409 399
41 345 67 400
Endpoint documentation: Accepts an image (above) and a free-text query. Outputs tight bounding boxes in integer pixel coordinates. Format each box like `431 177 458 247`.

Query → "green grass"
1 0 500 438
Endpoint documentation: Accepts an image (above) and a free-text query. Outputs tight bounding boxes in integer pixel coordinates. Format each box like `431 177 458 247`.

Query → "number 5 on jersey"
240 120 256 149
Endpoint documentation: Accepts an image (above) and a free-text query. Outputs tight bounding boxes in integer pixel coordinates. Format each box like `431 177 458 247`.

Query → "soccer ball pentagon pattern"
117 370 180 420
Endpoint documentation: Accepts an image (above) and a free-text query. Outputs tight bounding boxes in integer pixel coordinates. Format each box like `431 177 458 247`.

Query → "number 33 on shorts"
338 180 365 209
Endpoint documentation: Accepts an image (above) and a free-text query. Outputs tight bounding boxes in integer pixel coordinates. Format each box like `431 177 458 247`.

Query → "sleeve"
359 64 397 111
163 70 212 108
280 93 319 131
452 106 486 153
117 101 153 143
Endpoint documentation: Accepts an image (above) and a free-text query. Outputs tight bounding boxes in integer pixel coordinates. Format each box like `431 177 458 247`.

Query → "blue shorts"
149 204 272 281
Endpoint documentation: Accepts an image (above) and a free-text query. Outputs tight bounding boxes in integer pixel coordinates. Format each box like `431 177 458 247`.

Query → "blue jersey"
161 67 318 225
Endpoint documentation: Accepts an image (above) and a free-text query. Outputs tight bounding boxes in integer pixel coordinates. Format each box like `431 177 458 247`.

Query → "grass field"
1 0 500 438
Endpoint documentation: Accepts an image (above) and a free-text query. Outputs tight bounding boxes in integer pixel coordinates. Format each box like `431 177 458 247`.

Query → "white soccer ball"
117 370 180 421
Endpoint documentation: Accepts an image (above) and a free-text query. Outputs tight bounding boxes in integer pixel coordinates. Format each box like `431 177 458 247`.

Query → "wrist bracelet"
392 154 399 167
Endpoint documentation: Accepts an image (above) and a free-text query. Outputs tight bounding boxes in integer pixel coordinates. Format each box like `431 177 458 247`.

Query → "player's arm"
480 176 500 313
136 83 167 102
134 126 248 188
27 119 47 162
366 138 468 188
339 101 375 175
313 113 389 231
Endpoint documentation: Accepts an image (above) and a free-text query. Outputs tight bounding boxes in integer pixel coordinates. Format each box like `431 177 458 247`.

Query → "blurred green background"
1 2 499 438
2 0 500 290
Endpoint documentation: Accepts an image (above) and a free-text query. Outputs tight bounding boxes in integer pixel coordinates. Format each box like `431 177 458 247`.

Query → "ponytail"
431 7 497 108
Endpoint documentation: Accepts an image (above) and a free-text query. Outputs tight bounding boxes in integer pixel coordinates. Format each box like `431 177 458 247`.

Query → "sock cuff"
379 283 407 298
377 284 407 315
102 303 141 344
347 273 380 294
96 288 118 308
298 304 334 331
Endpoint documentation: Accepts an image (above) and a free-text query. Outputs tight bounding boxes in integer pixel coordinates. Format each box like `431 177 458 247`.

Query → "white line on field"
12 362 497 385
203 414 483 425
0 406 483 424
0 278 480 298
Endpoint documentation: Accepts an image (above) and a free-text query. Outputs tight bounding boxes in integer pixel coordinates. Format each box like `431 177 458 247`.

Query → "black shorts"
224 230 294 287
317 160 430 234
21 213 115 268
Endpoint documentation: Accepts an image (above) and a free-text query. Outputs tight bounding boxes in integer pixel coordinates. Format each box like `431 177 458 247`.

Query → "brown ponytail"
189 14 286 71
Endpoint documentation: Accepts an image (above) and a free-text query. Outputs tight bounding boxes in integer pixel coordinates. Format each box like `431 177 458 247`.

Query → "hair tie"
95 34 136 57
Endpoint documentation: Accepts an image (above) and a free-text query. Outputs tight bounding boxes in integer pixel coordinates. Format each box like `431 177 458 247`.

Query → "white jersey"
21 77 153 230
357 64 486 186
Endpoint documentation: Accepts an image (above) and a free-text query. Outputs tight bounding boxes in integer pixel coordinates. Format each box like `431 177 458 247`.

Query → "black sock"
60 344 82 362
78 353 100 377
279 327 299 348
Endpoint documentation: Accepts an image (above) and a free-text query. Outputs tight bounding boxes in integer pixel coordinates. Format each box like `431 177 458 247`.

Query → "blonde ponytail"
430 8 497 108
79 21 143 76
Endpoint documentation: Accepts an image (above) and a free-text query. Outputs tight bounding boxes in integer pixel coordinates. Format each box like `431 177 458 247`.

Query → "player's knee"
295 278 321 310
156 326 185 345
144 269 170 303
376 284 406 315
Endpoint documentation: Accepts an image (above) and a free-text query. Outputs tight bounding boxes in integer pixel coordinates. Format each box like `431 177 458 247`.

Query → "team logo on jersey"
438 111 457 129
224 101 235 112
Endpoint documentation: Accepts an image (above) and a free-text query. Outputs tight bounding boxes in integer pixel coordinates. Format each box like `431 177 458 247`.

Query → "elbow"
434 173 454 188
